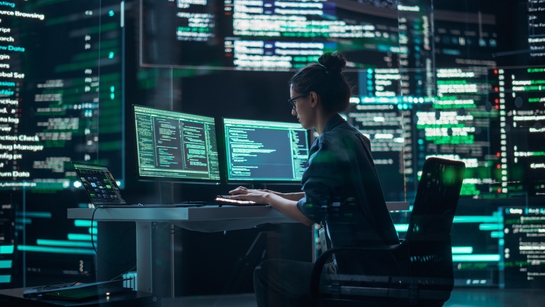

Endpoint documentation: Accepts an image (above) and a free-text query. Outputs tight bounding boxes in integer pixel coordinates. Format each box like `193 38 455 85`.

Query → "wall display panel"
413 68 496 197
428 3 499 198
499 207 545 288
0 0 125 190
346 102 413 201
0 202 15 285
433 8 498 68
492 68 545 197
140 0 402 70
157 0 545 292
0 0 125 288
527 0 545 65
450 202 503 287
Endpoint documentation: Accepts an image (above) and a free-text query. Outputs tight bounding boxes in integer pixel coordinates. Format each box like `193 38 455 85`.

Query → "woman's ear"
309 91 319 108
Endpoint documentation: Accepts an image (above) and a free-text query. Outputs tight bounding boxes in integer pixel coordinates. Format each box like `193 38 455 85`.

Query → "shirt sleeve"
296 136 344 223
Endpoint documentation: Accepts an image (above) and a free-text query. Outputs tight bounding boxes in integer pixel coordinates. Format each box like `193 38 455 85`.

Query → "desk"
67 205 298 294
67 203 408 294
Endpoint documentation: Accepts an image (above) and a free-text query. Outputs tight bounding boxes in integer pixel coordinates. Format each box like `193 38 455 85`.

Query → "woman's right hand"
229 186 279 196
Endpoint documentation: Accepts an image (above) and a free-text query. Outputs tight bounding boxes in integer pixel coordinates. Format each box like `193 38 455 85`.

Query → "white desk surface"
67 202 409 232
67 205 297 232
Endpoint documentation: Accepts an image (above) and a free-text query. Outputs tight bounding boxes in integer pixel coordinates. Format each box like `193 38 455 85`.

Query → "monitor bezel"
220 117 310 186
133 104 222 185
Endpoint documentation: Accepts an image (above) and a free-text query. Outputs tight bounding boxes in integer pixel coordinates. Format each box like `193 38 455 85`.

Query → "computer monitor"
222 118 310 184
133 105 221 184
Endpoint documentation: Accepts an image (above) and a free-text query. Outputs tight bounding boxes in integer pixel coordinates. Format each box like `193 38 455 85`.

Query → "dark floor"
161 288 545 307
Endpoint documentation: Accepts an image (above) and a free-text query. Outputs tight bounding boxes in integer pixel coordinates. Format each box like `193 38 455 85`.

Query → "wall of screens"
140 0 400 70
0 0 544 292
168 0 545 289
0 0 125 288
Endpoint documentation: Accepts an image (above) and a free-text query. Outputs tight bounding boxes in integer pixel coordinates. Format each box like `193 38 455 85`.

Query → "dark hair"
289 52 351 113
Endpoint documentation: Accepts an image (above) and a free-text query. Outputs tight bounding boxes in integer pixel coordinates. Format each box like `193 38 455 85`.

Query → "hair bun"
318 52 346 74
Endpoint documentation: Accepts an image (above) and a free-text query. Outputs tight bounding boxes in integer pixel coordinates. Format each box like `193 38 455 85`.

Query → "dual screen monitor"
133 105 310 185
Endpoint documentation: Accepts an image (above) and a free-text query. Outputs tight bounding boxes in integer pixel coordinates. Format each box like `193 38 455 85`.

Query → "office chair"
309 157 466 307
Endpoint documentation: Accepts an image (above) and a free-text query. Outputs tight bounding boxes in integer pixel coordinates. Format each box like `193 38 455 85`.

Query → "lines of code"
224 119 309 182
500 207 545 288
0 2 123 190
141 0 399 70
134 106 220 181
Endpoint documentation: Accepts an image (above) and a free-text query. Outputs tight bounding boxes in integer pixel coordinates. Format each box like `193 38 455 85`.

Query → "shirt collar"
322 113 345 133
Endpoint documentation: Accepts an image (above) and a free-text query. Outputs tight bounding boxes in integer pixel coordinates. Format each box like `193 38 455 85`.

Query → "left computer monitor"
133 105 221 184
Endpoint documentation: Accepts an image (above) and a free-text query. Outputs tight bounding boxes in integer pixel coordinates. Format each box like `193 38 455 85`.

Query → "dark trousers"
254 259 337 307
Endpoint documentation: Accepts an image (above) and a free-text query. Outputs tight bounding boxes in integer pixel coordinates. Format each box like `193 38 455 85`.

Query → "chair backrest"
404 157 465 300
309 157 465 306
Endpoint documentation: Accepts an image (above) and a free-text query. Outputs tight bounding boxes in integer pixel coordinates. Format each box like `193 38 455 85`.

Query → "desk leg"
136 221 153 293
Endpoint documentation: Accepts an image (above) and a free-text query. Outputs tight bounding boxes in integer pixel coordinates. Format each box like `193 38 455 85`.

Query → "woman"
229 52 398 306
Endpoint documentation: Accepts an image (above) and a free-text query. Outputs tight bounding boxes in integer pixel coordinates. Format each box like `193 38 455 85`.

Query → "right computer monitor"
222 118 310 184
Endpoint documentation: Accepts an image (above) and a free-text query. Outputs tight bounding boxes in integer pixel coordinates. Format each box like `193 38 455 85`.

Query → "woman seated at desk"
229 52 399 307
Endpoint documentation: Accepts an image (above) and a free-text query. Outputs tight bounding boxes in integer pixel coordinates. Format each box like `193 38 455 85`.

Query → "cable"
91 207 136 267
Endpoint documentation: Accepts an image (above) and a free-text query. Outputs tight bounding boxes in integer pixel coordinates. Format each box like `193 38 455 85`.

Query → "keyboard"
215 195 258 205
139 201 208 208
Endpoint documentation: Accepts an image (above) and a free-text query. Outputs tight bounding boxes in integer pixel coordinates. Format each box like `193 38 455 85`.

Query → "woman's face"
290 85 314 130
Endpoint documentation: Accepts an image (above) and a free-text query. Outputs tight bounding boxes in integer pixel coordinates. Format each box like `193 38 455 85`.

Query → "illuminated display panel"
0 1 124 191
493 68 545 197
222 118 310 183
134 105 221 183
0 0 124 288
528 0 545 64
449 202 503 287
413 67 496 198
0 203 15 285
500 207 545 288
140 0 400 70
346 103 412 201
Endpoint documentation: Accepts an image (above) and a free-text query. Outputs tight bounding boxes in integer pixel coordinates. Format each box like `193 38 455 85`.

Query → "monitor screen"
222 118 310 183
134 105 221 183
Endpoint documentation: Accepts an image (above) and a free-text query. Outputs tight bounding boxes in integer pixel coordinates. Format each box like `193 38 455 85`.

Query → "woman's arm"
264 193 313 226
263 190 304 201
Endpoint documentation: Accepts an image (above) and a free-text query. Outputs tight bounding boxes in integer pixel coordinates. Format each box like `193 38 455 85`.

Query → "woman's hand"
228 186 313 226
228 186 272 204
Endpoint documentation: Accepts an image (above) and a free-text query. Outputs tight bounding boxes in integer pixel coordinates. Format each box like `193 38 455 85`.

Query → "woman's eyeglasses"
288 93 309 110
